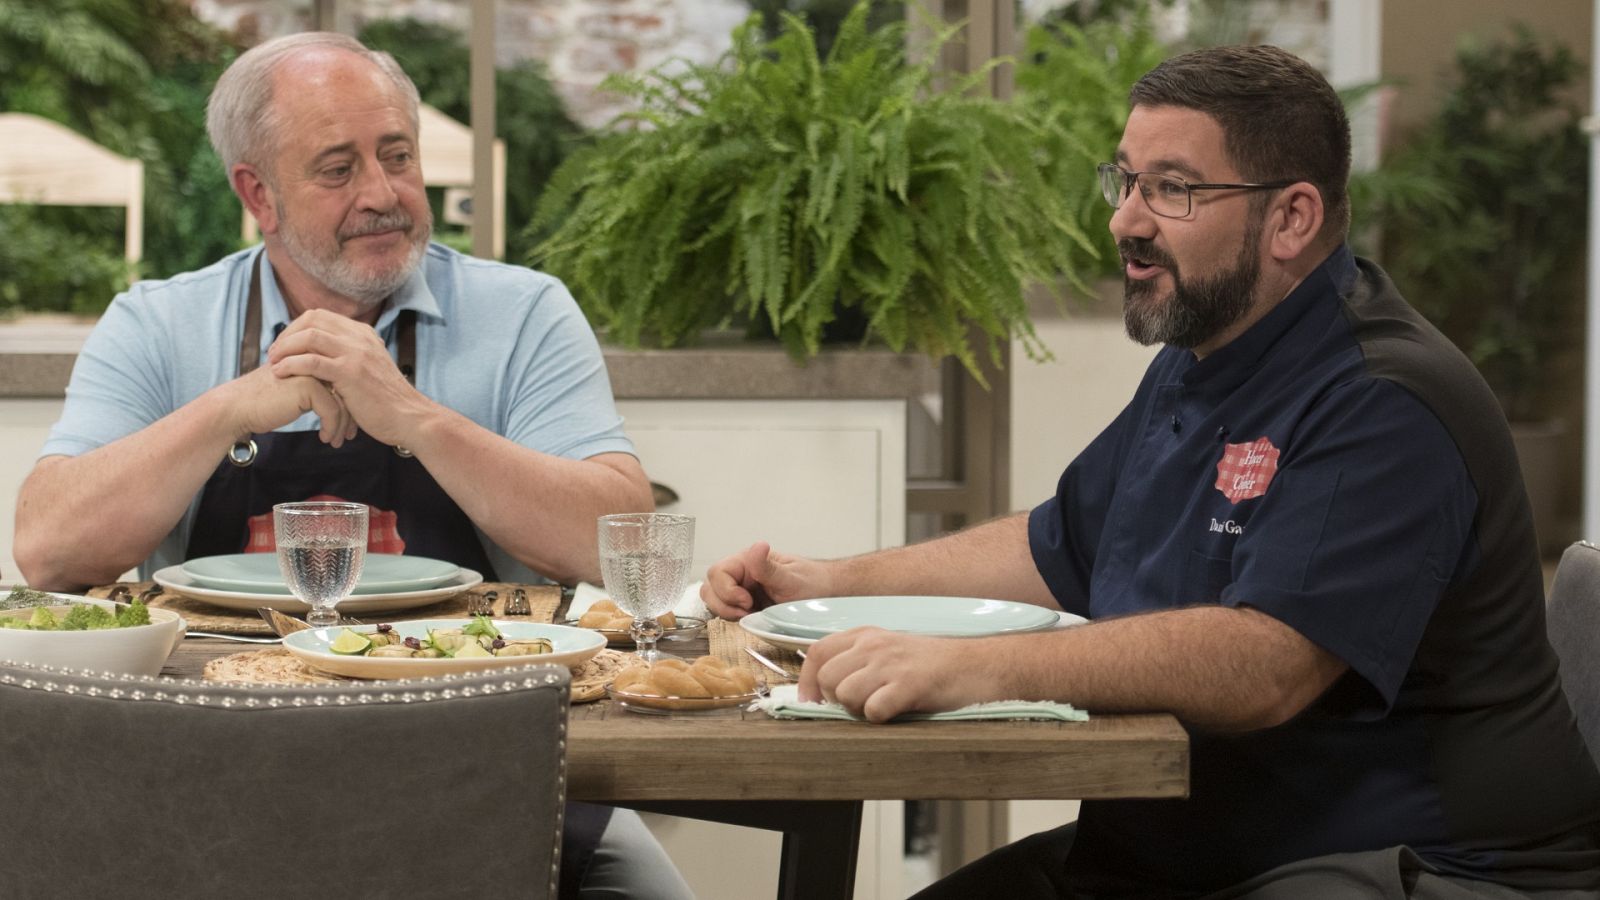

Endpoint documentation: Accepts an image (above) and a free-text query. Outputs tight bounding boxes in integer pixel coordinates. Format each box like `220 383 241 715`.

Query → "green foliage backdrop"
531 5 1100 378
1014 10 1168 283
0 0 240 313
1365 27 1588 420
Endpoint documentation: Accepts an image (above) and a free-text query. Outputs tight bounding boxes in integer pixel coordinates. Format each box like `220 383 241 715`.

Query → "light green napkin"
757 684 1088 722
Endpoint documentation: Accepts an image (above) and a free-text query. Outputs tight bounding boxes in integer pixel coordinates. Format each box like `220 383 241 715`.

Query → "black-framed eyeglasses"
1098 163 1297 219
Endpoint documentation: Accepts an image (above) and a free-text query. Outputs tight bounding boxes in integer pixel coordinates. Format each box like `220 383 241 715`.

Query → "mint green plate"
179 553 460 596
759 596 1063 639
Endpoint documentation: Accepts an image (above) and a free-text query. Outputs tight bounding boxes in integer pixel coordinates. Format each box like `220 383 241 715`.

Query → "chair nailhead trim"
1 660 572 708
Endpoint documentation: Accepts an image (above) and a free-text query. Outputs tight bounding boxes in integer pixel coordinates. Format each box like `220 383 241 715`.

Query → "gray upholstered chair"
1547 540 1600 769
0 661 571 900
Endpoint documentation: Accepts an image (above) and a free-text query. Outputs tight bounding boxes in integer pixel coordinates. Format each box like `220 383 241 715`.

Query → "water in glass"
598 513 694 662
282 540 363 606
274 501 369 628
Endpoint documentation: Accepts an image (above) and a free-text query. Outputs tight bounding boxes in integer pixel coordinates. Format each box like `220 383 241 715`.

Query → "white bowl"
0 596 187 678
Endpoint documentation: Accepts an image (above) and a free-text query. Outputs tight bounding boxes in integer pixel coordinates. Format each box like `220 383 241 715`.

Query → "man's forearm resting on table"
14 390 253 590
829 512 1060 608
403 405 653 585
985 604 1348 731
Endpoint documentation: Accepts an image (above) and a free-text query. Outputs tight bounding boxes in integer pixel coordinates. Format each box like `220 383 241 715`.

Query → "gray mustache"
340 213 413 241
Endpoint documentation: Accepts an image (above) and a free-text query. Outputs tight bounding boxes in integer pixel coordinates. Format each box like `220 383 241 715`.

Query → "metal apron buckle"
228 439 258 467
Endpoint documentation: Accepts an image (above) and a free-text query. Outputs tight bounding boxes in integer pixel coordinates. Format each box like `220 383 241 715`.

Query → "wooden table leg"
622 799 864 900
776 801 862 900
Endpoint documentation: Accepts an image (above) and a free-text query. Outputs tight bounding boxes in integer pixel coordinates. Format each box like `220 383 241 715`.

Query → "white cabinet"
0 399 66 582
615 398 907 900
616 399 907 576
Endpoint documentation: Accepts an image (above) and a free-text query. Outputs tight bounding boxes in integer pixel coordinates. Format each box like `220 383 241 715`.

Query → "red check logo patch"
1215 437 1279 503
244 494 406 554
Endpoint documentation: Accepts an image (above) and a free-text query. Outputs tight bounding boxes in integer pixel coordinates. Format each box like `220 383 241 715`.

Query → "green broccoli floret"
62 604 118 631
0 614 30 629
61 605 94 630
114 600 151 628
26 607 59 630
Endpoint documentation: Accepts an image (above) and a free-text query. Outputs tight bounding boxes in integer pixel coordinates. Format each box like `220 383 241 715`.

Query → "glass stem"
631 616 665 662
307 604 338 628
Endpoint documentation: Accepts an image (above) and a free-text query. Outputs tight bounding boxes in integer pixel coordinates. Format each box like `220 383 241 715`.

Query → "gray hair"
206 32 421 180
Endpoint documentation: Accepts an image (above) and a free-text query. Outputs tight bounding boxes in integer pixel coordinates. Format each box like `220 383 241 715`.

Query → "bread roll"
613 655 758 699
579 597 679 631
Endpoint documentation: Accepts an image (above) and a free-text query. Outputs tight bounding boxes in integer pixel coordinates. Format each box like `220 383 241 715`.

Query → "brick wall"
189 0 749 128
189 0 1330 129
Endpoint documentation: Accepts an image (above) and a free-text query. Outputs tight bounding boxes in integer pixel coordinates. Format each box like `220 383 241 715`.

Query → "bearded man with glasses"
703 44 1600 898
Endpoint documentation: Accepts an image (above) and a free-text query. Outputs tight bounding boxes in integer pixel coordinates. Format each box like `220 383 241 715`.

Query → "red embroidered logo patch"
1214 437 1280 503
244 494 405 554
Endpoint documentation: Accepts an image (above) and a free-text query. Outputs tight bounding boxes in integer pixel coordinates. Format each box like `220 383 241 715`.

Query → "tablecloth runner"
202 646 631 703
707 618 803 681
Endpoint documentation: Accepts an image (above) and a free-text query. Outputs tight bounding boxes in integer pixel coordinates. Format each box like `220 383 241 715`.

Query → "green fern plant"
1014 10 1169 285
1365 27 1587 421
529 4 1098 380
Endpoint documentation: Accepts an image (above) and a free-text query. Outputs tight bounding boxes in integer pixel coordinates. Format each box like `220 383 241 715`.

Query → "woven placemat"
87 582 560 635
707 618 802 681
202 647 631 703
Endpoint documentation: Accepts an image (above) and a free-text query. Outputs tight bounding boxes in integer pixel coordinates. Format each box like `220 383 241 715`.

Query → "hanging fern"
530 4 1099 380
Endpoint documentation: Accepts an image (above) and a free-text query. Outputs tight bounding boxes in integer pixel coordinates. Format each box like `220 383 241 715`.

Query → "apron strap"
238 254 265 375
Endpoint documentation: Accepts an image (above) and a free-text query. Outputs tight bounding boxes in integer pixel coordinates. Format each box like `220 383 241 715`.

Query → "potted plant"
528 3 1101 382
1363 26 1588 547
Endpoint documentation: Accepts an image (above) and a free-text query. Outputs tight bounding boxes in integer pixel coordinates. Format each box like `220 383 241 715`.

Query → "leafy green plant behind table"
1014 11 1169 283
0 207 127 315
1367 27 1588 422
0 0 242 310
529 4 1099 380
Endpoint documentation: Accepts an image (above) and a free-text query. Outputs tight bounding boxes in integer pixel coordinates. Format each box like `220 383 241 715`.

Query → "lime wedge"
328 629 373 655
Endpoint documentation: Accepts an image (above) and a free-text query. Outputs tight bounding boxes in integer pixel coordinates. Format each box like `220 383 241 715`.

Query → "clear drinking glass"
598 513 695 662
274 501 369 628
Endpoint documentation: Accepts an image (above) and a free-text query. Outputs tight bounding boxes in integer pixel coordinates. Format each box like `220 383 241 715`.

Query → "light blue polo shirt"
44 243 636 584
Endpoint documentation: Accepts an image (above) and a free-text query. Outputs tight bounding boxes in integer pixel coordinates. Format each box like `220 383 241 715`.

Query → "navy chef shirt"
1029 246 1600 893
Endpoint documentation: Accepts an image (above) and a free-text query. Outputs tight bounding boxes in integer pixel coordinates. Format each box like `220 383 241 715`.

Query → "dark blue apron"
183 255 611 895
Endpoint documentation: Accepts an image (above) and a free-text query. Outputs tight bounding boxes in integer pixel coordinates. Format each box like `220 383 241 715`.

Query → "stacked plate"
739 595 1083 652
155 553 482 614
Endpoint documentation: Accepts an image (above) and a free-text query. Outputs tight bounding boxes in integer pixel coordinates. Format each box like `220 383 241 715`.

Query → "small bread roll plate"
605 655 766 715
566 598 706 647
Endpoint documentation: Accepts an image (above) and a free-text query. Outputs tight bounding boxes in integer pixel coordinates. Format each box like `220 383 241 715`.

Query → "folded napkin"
570 581 708 620
757 684 1088 722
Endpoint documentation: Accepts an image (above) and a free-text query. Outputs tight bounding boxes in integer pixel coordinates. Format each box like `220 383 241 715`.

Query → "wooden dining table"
158 604 1189 900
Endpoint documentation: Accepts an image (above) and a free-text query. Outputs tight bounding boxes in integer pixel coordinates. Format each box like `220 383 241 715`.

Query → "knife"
743 647 796 681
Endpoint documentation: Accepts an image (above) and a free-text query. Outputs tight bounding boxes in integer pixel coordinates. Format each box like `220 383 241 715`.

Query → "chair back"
1547 540 1600 770
0 661 571 900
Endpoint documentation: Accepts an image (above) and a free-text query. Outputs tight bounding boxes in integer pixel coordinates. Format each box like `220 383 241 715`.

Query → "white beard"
276 204 432 311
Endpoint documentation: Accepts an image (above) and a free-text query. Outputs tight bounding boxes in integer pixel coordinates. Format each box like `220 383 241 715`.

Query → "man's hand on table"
799 627 1005 723
266 309 437 449
701 542 834 620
